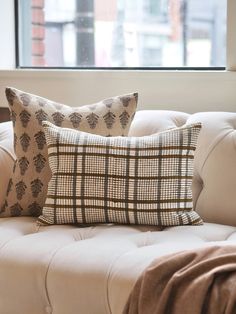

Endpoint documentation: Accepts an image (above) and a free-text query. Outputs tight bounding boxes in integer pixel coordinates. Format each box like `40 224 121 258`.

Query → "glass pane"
18 0 226 68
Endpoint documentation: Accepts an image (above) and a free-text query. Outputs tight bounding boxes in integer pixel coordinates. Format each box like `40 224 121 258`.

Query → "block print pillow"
38 121 202 226
1 87 138 217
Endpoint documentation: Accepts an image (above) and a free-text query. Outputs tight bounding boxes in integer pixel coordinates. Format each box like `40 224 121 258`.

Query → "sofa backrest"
129 110 236 227
1 111 236 227
0 121 15 210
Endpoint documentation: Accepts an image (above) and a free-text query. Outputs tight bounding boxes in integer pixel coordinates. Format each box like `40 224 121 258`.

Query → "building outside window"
17 0 226 68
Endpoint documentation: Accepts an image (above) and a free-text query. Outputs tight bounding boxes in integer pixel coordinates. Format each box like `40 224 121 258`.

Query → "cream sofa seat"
1 218 236 314
0 111 236 314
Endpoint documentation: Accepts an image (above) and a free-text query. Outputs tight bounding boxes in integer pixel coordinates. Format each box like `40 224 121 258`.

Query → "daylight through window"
18 0 227 68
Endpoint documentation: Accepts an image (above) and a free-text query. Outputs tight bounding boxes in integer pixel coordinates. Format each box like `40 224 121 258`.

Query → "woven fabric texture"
39 121 202 226
1 87 137 217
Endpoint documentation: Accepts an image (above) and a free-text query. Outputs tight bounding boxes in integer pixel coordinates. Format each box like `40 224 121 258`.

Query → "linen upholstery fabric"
0 122 15 210
39 121 202 226
1 87 137 218
1 111 236 313
1 220 236 314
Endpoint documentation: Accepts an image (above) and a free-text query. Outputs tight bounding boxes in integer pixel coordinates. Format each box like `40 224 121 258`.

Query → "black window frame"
14 0 226 71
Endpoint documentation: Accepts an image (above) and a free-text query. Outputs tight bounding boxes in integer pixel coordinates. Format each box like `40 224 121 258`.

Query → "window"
17 0 227 68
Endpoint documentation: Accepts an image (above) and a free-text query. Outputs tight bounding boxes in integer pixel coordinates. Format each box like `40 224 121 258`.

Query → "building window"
17 0 227 68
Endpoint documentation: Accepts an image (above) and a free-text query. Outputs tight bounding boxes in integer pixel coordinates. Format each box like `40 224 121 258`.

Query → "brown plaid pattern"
38 121 203 226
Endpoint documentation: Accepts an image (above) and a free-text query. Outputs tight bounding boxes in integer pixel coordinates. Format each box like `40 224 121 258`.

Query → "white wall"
0 70 236 113
0 0 236 114
0 0 15 69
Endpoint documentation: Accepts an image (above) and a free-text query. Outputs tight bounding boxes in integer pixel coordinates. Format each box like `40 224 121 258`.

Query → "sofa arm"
0 122 15 209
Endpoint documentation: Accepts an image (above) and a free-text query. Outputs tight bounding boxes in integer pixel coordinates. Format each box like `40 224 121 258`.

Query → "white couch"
1 110 236 314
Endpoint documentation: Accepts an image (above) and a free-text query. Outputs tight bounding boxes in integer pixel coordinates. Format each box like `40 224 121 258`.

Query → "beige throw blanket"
123 245 236 314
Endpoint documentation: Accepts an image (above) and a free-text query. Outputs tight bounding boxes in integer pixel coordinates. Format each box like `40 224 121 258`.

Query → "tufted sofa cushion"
1 217 236 314
0 110 236 314
129 110 236 226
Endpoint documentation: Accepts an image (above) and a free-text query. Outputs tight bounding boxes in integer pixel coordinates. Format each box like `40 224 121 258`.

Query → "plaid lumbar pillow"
38 121 202 226
1 87 138 217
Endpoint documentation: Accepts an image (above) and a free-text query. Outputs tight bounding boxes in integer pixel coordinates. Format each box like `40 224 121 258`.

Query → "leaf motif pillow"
1 87 138 217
